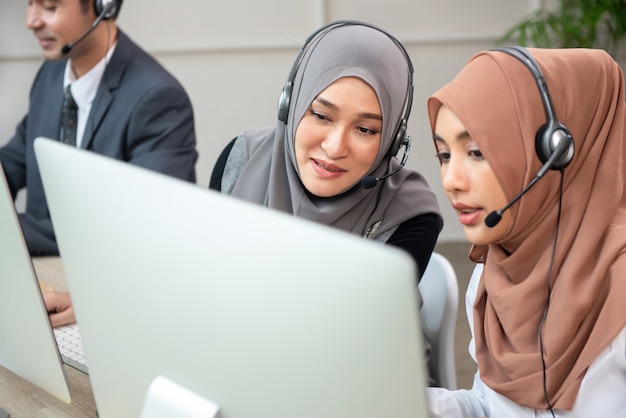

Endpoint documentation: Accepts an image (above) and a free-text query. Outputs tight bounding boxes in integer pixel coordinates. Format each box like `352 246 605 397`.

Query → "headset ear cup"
535 123 575 169
94 0 117 19
388 120 407 157
277 82 292 123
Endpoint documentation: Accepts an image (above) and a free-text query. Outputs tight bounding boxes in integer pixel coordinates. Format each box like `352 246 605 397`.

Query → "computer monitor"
35 137 430 418
0 162 71 403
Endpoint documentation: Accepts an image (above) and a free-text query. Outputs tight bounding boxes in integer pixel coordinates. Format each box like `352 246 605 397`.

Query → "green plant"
498 0 626 56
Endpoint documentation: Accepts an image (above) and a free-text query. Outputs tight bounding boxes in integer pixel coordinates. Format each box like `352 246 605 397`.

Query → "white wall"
0 1 592 242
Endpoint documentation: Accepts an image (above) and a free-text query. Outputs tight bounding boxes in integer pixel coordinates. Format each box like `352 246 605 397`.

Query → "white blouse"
427 264 626 418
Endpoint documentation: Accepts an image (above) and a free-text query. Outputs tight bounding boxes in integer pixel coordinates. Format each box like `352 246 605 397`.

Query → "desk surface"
0 363 97 417
0 257 98 418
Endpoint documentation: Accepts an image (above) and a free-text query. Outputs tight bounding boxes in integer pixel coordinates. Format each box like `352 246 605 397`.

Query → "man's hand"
43 291 75 327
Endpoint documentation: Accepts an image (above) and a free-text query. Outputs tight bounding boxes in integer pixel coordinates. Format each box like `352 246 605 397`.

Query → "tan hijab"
428 48 626 410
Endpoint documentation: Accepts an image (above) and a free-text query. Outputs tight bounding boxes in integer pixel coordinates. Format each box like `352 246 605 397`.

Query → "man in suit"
3 0 197 326
1 0 197 256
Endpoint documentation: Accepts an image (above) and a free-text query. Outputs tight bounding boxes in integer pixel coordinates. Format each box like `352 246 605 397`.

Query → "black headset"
277 20 414 158
492 46 574 169
94 0 118 19
484 46 575 228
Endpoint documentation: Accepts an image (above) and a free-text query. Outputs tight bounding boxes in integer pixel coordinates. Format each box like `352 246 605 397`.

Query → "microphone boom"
361 135 411 189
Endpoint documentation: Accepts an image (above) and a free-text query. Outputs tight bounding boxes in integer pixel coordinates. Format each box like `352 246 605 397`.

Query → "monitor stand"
139 376 221 418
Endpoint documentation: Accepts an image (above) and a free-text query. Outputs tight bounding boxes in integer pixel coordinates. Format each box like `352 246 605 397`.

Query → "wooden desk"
0 363 97 417
0 257 98 417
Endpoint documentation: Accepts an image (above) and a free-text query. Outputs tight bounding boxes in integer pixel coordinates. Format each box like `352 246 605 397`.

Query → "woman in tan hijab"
427 46 626 417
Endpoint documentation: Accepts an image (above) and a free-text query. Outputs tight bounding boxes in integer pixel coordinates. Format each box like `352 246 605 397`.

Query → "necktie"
61 85 78 146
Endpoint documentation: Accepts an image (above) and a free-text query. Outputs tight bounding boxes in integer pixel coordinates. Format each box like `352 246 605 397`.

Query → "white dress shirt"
62 43 116 148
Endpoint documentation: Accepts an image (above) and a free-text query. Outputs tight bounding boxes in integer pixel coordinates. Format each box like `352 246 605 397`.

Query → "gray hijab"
228 22 441 239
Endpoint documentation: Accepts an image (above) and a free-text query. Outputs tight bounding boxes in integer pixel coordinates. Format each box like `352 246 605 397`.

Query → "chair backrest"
418 252 459 389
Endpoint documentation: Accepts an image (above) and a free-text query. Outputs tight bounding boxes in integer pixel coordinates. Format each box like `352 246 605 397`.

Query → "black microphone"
61 2 114 55
361 136 411 189
485 136 573 227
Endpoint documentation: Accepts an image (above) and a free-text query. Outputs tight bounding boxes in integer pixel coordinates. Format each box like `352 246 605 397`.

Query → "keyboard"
53 323 89 374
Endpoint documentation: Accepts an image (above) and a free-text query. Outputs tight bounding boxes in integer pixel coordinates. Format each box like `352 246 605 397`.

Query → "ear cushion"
534 124 550 164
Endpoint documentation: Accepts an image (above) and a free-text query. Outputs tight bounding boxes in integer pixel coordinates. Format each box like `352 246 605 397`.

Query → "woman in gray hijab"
210 21 442 281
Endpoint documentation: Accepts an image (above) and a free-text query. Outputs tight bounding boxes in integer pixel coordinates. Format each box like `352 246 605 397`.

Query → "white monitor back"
0 163 71 403
34 137 429 418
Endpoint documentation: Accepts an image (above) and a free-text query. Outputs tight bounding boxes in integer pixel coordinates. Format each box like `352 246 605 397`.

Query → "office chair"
419 252 459 390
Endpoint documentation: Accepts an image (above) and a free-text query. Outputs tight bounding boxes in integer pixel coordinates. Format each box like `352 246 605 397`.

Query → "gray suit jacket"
0 30 198 255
